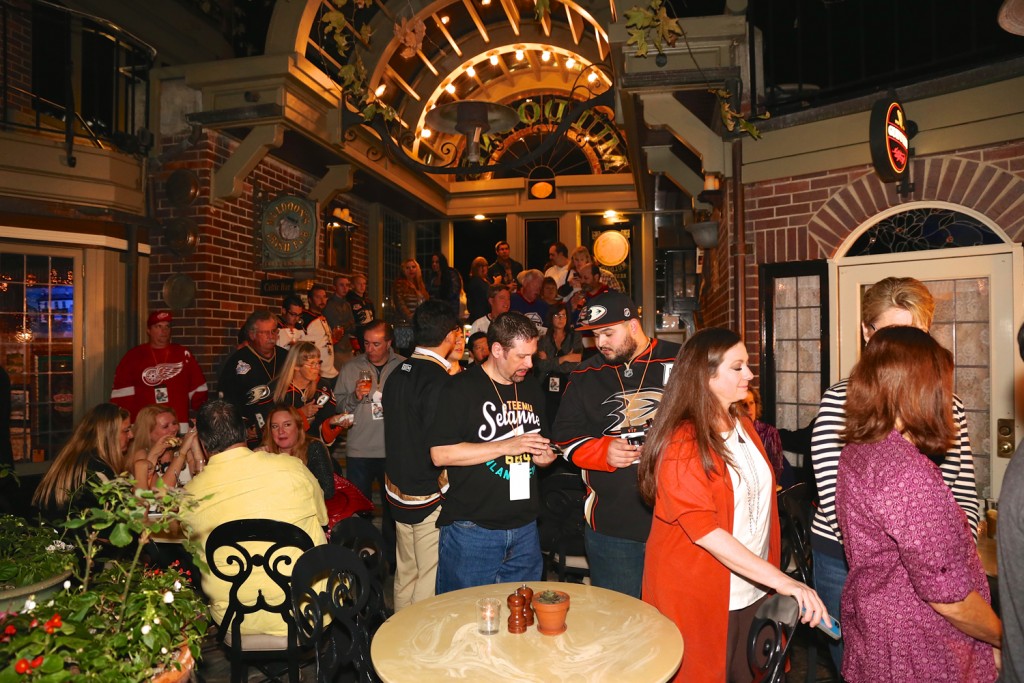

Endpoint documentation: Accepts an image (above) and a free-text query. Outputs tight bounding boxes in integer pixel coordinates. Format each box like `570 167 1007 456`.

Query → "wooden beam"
462 0 490 43
433 14 463 56
212 124 283 203
385 64 422 101
498 0 520 36
309 164 355 206
566 5 584 45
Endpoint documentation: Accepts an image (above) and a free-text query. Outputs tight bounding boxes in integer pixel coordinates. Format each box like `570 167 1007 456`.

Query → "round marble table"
371 581 684 682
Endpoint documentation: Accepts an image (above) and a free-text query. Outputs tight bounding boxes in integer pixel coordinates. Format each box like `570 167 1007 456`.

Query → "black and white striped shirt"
809 378 980 557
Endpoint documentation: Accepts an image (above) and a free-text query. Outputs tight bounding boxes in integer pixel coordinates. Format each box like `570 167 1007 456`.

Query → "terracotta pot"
150 645 195 683
531 590 570 635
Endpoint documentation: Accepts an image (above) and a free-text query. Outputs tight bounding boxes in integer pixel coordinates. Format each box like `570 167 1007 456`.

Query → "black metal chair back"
205 519 315 683
538 470 590 582
748 594 800 683
329 516 392 633
777 483 814 585
291 544 377 683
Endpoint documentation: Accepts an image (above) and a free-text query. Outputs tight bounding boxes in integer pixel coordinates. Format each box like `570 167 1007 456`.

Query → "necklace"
249 345 278 377
727 424 761 538
485 366 520 430
613 339 652 415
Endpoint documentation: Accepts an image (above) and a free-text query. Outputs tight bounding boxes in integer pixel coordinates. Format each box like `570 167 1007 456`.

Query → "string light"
445 83 456 94
565 57 576 69
374 84 387 97
515 49 524 60
421 128 432 138
587 71 598 83
490 54 499 65
467 66 476 77
541 50 551 62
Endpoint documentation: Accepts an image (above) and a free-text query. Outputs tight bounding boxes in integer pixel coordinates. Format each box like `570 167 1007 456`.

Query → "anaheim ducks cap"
575 291 639 331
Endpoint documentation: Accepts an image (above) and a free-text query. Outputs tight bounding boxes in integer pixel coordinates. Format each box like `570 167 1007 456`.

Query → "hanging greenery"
624 0 768 139
322 1 395 121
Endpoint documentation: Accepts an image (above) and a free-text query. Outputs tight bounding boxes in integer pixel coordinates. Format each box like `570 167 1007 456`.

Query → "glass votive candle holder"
477 597 501 635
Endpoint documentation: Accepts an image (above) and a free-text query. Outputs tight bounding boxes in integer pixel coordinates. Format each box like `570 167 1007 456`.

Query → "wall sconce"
326 207 355 230
698 173 723 210
686 212 720 249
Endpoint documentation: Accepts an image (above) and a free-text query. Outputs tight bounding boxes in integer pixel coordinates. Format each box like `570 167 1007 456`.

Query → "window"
0 251 77 463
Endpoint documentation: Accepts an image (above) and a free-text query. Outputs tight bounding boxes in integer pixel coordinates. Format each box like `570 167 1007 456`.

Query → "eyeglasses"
553 311 567 318
303 360 323 368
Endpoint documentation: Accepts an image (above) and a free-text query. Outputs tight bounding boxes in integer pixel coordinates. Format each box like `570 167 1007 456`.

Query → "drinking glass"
357 370 373 403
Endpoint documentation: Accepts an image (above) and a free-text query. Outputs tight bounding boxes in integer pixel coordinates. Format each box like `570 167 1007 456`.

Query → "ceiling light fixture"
541 50 551 62
490 54 499 65
587 72 598 83
467 66 476 77
374 84 387 97
565 57 576 69
445 83 456 94
515 49 524 60
421 128 432 138
440 15 449 24
474 214 486 220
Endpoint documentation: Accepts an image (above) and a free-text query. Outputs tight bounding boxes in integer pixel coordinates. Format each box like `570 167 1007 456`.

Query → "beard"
600 335 638 365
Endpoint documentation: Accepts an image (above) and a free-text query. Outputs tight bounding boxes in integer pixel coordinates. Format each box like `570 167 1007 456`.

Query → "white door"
833 245 1023 498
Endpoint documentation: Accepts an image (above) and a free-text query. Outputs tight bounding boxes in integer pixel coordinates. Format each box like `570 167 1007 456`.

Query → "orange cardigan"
642 416 781 683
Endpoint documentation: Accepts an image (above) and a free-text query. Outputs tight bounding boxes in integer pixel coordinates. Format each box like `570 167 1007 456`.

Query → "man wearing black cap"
551 291 680 598
110 310 209 431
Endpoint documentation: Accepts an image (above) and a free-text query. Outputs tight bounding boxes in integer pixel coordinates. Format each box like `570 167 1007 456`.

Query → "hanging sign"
258 195 318 271
869 98 910 182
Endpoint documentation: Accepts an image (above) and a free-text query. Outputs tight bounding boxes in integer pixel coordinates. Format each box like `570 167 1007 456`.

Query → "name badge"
154 385 169 404
509 460 530 500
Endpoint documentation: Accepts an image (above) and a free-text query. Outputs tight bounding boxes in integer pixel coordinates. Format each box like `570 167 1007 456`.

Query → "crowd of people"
25 244 1017 681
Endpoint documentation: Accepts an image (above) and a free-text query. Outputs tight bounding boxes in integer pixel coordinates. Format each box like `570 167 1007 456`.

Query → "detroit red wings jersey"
110 343 208 426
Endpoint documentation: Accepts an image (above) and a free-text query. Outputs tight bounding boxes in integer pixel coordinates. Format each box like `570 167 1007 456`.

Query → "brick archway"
808 154 1024 258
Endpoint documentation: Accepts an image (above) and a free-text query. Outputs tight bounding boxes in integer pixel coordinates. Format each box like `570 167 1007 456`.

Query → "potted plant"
0 515 76 613
0 478 208 681
531 589 570 635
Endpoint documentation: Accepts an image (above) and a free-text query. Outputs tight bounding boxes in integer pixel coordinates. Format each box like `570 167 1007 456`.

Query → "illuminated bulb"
541 50 550 62
374 84 386 97
603 210 618 219
474 214 486 220
587 71 598 83
441 15 449 24
421 128 432 138
467 66 476 77
445 83 456 94
490 54 499 65
515 49 524 60
565 57 576 69
482 0 491 4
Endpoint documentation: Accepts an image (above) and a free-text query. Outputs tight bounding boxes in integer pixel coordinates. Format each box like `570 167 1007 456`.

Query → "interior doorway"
452 218 507 282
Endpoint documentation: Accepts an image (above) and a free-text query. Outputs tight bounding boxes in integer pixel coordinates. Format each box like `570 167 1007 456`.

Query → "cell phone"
315 392 331 407
802 608 842 640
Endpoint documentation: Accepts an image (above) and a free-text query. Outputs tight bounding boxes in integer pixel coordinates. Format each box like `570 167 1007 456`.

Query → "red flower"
30 656 43 669
29 619 38 628
14 658 30 674
3 624 15 635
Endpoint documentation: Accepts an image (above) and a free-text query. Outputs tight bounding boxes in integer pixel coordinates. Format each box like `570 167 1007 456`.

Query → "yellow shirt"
183 446 328 636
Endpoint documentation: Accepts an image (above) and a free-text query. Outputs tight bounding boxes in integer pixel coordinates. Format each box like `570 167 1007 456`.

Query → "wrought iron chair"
537 470 590 583
205 519 314 683
748 594 801 683
329 516 393 633
291 544 377 683
777 483 814 585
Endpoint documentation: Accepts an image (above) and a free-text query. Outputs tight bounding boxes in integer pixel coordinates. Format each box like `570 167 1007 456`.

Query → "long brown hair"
638 328 743 506
840 326 955 458
33 403 130 508
260 404 311 465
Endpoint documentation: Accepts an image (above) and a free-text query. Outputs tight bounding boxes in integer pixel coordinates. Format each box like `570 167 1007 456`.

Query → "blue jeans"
812 548 848 674
435 520 543 594
584 526 645 599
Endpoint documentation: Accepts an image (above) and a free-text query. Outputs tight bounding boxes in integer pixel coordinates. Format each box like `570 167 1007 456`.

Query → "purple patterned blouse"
836 430 995 683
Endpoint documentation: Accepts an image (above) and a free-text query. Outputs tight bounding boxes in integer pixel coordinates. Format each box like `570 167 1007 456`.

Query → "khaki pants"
394 507 441 611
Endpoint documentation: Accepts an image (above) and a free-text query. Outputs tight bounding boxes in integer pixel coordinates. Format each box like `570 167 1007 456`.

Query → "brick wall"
150 130 370 391
2 0 36 122
718 139 1024 375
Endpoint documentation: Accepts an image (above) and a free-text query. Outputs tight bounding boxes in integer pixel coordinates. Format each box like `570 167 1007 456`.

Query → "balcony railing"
1 0 156 166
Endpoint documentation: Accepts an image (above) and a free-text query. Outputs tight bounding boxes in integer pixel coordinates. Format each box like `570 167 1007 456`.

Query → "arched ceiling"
302 0 621 174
